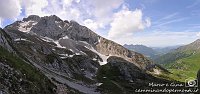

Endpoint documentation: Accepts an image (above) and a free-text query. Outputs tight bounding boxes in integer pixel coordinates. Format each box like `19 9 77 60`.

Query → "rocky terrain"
0 15 198 94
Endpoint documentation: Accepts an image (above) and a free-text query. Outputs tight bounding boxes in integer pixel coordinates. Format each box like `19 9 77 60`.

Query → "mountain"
123 44 180 61
155 39 200 81
0 15 192 94
123 44 158 60
152 45 180 54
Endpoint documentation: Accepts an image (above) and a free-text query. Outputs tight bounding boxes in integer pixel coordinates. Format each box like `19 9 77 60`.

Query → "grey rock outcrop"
96 37 152 69
0 28 13 52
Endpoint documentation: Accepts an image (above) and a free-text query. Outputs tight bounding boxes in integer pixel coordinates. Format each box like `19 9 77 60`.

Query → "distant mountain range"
152 45 181 54
123 44 179 60
124 44 158 59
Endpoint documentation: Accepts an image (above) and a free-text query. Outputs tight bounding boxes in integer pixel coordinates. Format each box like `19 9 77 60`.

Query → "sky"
0 0 200 47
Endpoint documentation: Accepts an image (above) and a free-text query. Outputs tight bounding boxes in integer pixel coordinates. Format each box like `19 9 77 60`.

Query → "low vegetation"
0 46 56 94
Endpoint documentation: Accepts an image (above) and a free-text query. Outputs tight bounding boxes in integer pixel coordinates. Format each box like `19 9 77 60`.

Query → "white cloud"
69 8 81 20
108 7 151 39
91 0 124 18
75 0 80 3
63 0 73 7
0 18 2 27
83 19 106 32
42 0 83 21
22 0 48 16
153 17 187 27
145 18 151 27
66 0 125 32
186 0 200 8
197 32 200 37
0 0 126 31
88 0 124 30
156 12 178 22
0 0 21 19
83 19 99 31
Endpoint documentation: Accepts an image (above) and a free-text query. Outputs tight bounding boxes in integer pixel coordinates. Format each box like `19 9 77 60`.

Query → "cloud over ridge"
108 7 151 39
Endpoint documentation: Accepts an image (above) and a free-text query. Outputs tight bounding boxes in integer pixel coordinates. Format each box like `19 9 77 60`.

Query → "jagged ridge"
0 15 185 94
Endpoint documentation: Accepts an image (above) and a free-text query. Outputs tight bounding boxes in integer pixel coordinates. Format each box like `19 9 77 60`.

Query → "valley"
0 0 200 93
125 40 200 82
0 15 199 94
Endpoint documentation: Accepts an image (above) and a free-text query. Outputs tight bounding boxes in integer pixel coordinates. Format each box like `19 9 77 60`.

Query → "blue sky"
0 0 200 47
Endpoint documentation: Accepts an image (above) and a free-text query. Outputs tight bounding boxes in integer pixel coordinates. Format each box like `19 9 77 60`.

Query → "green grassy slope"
164 53 200 82
154 39 200 82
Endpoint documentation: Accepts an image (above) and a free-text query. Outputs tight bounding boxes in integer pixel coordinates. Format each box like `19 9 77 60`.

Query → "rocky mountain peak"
30 15 66 39
192 39 200 47
4 15 154 70
23 15 62 22
194 39 200 44
22 15 41 22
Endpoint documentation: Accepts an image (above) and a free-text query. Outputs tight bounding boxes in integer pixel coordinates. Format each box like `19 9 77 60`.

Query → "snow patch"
14 38 33 43
67 26 73 31
14 38 27 41
61 35 69 39
84 45 110 65
69 55 74 57
79 41 89 44
60 56 67 59
59 54 69 56
75 53 81 55
40 37 66 48
96 83 103 86
59 53 76 59
129 80 133 82
94 37 101 45
153 69 161 75
80 51 86 55
18 20 37 32
54 41 66 48
92 58 97 61
55 21 59 24
69 49 73 52
41 37 54 42
99 54 110 65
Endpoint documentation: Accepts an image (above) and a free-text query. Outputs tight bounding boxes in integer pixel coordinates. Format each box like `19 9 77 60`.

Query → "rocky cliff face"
0 29 56 94
96 38 152 69
0 15 176 94
5 15 153 70
0 28 13 52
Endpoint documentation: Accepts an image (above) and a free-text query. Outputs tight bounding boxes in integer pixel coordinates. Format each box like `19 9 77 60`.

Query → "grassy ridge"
154 39 200 82
164 53 200 82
